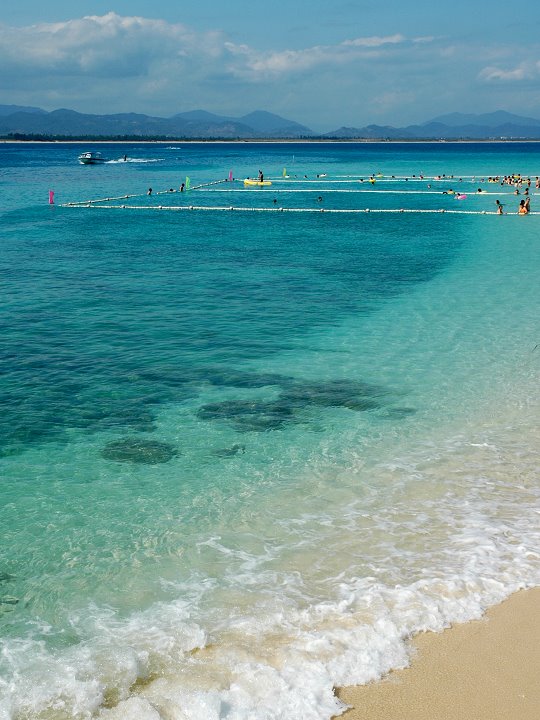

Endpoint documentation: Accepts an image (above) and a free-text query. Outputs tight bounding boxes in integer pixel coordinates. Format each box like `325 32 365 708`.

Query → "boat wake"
105 158 164 164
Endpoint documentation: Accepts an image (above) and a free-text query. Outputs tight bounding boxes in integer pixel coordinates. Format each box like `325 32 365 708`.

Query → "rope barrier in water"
268 176 539 183
62 172 537 213
70 178 230 205
302 173 539 180
60 203 538 215
71 188 532 205
202 187 532 196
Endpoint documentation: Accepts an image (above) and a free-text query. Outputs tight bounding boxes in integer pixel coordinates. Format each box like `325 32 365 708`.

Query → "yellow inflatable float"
244 179 272 186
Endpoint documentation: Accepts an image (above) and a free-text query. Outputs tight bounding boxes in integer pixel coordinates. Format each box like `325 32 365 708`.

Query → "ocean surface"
1 141 539 720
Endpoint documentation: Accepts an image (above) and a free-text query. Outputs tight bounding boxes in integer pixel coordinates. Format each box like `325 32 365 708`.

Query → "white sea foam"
2 418 539 719
4 575 531 720
1 600 206 720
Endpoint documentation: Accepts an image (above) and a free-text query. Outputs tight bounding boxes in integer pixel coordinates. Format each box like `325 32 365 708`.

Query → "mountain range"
325 111 540 140
1 106 540 140
0 107 312 139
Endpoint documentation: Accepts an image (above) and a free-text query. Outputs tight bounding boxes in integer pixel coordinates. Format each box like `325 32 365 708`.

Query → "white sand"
336 587 540 720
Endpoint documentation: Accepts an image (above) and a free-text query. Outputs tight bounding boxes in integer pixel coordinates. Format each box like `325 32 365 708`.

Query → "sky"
1 1 539 130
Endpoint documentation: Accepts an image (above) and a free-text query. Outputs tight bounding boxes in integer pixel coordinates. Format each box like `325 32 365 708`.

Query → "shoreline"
336 587 540 720
3 138 540 145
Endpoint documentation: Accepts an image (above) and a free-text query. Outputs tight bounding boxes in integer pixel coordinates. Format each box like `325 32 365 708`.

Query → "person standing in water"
495 200 504 214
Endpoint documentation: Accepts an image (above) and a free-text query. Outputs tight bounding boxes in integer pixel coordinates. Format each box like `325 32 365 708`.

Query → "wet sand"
336 587 540 720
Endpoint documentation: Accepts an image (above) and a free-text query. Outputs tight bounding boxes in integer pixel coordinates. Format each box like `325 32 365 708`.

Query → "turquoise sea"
1 141 539 720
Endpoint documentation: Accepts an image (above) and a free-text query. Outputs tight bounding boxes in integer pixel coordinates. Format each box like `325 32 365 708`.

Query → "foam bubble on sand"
100 698 163 720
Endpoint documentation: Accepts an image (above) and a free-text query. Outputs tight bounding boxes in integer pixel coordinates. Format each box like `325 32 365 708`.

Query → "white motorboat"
78 151 106 165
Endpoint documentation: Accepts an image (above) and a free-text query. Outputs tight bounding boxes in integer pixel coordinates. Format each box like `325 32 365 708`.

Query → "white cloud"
224 34 408 79
342 34 405 48
0 13 217 78
479 62 540 82
0 12 536 126
0 15 411 84
412 36 437 44
224 42 329 76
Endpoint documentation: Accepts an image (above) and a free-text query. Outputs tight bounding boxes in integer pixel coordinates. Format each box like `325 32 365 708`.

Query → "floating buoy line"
204 188 529 196
60 173 538 216
60 204 540 216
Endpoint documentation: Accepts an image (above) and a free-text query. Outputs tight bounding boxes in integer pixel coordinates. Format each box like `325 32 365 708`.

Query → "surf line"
60 204 537 215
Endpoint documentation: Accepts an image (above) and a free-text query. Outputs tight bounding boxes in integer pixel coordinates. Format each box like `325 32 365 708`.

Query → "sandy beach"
336 587 540 720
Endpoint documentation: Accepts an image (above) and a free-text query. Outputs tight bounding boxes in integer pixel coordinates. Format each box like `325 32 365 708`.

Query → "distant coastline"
3 137 540 144
3 107 540 143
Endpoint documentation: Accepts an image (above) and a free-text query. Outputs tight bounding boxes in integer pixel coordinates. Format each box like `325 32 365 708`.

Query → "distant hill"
2 106 540 140
238 111 311 136
172 109 312 137
0 104 46 116
172 110 226 123
0 106 314 139
427 111 540 128
325 124 414 140
322 111 540 140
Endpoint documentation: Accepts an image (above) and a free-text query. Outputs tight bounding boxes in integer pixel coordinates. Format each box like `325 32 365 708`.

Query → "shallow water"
1 142 539 720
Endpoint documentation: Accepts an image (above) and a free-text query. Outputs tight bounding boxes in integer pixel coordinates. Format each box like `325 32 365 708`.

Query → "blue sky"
1 1 539 129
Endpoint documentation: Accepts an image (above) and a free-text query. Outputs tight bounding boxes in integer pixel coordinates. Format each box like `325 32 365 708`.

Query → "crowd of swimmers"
495 196 530 214
498 197 531 214
492 174 534 213
143 169 535 214
147 182 186 196
487 174 540 189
